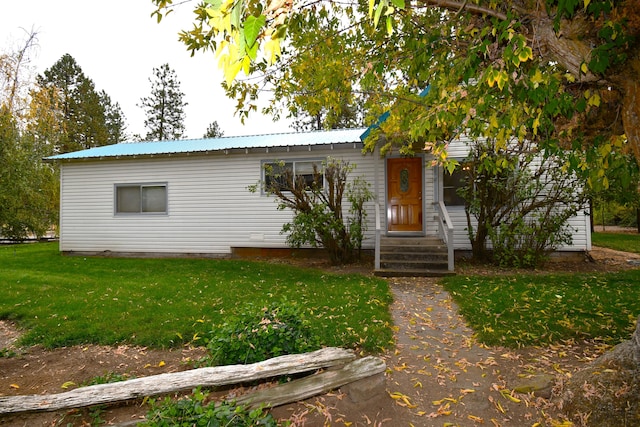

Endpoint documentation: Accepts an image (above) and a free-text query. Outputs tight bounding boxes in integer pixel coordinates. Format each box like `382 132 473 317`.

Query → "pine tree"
203 120 224 138
36 54 123 152
139 64 187 141
99 90 128 144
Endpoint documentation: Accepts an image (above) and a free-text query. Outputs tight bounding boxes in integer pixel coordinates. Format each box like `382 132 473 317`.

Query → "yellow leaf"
581 62 589 74
158 361 165 367
518 46 533 63
499 389 521 403
9 383 19 389
264 38 282 65
588 93 601 107
468 414 484 423
489 114 499 129
61 381 76 389
242 55 251 76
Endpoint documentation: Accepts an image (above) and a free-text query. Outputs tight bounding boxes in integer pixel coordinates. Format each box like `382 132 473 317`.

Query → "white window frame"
114 183 168 215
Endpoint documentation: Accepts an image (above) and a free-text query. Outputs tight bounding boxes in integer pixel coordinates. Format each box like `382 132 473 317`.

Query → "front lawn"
442 269 640 347
592 231 640 254
0 243 393 352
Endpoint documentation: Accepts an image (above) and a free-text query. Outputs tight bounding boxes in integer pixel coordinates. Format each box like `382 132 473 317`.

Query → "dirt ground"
1 239 639 427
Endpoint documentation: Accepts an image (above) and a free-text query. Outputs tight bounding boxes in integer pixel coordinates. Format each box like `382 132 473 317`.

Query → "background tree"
35 54 125 153
139 63 187 141
100 90 128 144
203 120 224 138
0 34 59 239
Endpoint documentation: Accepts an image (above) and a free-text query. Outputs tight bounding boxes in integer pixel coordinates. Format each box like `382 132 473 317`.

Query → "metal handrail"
374 202 381 270
434 201 455 271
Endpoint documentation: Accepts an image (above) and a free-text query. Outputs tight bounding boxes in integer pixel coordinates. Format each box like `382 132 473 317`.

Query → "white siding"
59 145 382 255
430 138 591 251
58 136 590 255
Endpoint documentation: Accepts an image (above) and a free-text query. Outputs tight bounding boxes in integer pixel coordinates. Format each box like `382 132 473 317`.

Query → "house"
46 128 591 275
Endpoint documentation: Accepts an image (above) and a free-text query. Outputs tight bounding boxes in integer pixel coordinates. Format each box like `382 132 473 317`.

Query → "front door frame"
385 156 425 235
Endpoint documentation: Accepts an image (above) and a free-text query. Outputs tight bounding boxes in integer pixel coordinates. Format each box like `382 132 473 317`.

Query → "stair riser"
380 238 444 246
379 246 447 253
381 261 449 270
380 253 448 262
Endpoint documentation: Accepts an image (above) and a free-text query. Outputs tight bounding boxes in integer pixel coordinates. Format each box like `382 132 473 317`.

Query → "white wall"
58 137 591 255
59 145 382 255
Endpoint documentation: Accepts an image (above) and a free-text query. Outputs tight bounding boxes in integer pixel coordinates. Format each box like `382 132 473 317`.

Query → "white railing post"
374 203 381 270
435 201 455 271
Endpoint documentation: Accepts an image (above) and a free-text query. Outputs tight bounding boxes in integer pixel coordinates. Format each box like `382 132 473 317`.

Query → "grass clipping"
560 315 640 426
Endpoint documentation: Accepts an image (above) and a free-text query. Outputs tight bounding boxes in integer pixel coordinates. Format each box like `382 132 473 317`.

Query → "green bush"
593 200 638 228
206 300 321 366
142 388 280 426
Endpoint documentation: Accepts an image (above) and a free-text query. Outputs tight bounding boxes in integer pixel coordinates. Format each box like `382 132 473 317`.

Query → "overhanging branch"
415 0 508 21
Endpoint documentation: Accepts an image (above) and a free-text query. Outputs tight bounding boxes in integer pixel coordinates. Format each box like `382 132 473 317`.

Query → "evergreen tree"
203 120 224 138
139 63 187 141
36 54 122 152
100 90 128 144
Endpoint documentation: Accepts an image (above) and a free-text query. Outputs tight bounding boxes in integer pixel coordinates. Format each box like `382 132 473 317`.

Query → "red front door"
387 157 423 232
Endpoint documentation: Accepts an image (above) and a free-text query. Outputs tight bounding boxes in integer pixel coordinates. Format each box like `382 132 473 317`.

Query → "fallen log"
0 347 355 414
235 356 386 409
114 356 387 427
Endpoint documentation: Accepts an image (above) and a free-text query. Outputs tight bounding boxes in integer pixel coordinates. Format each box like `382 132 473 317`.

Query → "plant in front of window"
253 158 373 265
459 138 587 268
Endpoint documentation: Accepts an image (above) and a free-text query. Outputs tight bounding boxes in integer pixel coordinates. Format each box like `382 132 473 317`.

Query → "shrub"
205 300 320 366
252 157 373 265
142 388 280 426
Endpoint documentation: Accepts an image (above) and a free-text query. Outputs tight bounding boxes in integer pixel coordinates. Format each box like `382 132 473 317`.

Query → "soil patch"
0 245 639 426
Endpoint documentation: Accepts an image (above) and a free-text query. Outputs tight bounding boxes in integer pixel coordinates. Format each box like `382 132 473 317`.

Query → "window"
442 168 467 206
115 183 167 214
263 160 324 191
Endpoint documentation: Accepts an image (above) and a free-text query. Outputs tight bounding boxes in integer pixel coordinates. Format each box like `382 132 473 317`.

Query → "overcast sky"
0 0 292 139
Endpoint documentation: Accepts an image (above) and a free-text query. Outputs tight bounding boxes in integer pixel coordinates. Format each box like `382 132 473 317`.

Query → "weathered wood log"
0 347 355 414
234 356 386 409
114 356 387 427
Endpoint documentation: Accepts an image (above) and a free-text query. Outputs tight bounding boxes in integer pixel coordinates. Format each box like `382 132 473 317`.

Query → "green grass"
592 231 640 254
0 243 393 352
442 270 640 347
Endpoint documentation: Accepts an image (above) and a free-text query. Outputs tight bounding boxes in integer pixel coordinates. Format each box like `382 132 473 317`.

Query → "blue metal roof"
46 128 368 161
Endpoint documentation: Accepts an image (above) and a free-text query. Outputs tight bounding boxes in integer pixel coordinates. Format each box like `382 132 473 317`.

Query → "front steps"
375 236 454 277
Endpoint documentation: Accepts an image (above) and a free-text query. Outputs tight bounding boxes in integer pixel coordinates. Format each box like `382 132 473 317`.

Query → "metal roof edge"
46 128 368 161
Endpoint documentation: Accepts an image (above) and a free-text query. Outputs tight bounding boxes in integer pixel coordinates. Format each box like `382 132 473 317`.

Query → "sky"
0 0 292 139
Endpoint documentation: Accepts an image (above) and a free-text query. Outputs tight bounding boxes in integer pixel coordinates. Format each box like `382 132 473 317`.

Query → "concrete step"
374 268 455 278
375 236 453 277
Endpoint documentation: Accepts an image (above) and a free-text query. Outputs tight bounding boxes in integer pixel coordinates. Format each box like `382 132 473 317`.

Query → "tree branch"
415 0 508 21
